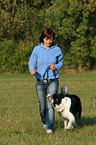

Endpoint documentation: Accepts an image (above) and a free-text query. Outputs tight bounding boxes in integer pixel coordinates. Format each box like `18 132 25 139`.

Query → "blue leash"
43 66 58 93
53 70 58 93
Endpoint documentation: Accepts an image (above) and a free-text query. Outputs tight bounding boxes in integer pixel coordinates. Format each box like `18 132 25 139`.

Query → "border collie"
47 86 82 129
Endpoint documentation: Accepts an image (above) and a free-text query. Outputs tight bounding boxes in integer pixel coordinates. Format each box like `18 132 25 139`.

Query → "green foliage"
0 40 16 73
44 0 96 70
13 41 34 73
0 0 96 73
0 40 34 73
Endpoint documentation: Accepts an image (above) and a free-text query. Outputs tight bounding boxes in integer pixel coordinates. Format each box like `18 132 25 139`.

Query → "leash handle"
43 67 49 79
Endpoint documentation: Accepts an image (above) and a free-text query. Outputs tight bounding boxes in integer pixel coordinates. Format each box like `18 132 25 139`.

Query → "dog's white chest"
55 97 71 112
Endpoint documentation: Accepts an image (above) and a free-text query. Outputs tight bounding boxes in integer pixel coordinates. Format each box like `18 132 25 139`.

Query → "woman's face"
43 37 53 48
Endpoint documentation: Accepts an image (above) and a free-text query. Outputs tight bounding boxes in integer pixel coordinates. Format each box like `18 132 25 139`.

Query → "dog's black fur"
52 93 82 120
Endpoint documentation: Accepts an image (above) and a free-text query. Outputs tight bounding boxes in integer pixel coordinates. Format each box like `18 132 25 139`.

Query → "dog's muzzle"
46 94 51 100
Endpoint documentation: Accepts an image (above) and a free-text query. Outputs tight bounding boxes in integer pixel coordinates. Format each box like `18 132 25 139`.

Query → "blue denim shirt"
28 43 63 79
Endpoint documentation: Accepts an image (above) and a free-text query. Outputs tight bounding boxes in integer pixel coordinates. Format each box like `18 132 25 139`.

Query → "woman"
28 28 63 133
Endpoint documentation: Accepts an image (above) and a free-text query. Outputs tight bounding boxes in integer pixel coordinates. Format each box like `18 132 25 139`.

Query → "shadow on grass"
54 116 96 130
79 116 96 128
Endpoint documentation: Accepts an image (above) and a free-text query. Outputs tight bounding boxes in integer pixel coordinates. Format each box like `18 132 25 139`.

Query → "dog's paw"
64 125 73 130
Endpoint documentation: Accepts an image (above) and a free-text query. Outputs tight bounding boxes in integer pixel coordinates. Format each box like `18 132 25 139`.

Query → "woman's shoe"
43 124 46 129
46 129 53 134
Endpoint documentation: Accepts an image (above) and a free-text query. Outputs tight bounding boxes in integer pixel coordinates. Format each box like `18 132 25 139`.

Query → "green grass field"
0 74 96 145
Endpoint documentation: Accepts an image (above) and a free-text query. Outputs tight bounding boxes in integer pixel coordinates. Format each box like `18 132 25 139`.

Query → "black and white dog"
47 86 82 129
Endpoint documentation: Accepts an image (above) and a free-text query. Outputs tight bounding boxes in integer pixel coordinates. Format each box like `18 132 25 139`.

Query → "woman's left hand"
49 64 57 71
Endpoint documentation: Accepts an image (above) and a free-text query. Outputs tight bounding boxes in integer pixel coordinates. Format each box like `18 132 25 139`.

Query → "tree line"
0 0 96 73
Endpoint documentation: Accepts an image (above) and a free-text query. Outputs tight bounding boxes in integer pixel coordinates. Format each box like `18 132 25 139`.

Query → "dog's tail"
76 101 82 120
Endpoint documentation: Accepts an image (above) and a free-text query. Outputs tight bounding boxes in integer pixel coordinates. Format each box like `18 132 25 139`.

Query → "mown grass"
0 74 96 145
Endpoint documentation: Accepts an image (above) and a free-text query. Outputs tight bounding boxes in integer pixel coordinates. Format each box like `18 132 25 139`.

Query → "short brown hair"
39 28 55 42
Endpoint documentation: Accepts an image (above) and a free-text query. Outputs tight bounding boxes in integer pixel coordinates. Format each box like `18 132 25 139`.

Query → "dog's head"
46 94 54 104
47 93 63 107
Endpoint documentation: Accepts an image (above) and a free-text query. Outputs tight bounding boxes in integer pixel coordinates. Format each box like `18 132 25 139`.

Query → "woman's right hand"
31 69 37 75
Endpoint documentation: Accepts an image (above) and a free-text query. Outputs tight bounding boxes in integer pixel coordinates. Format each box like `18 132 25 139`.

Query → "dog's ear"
57 93 62 98
53 94 57 99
